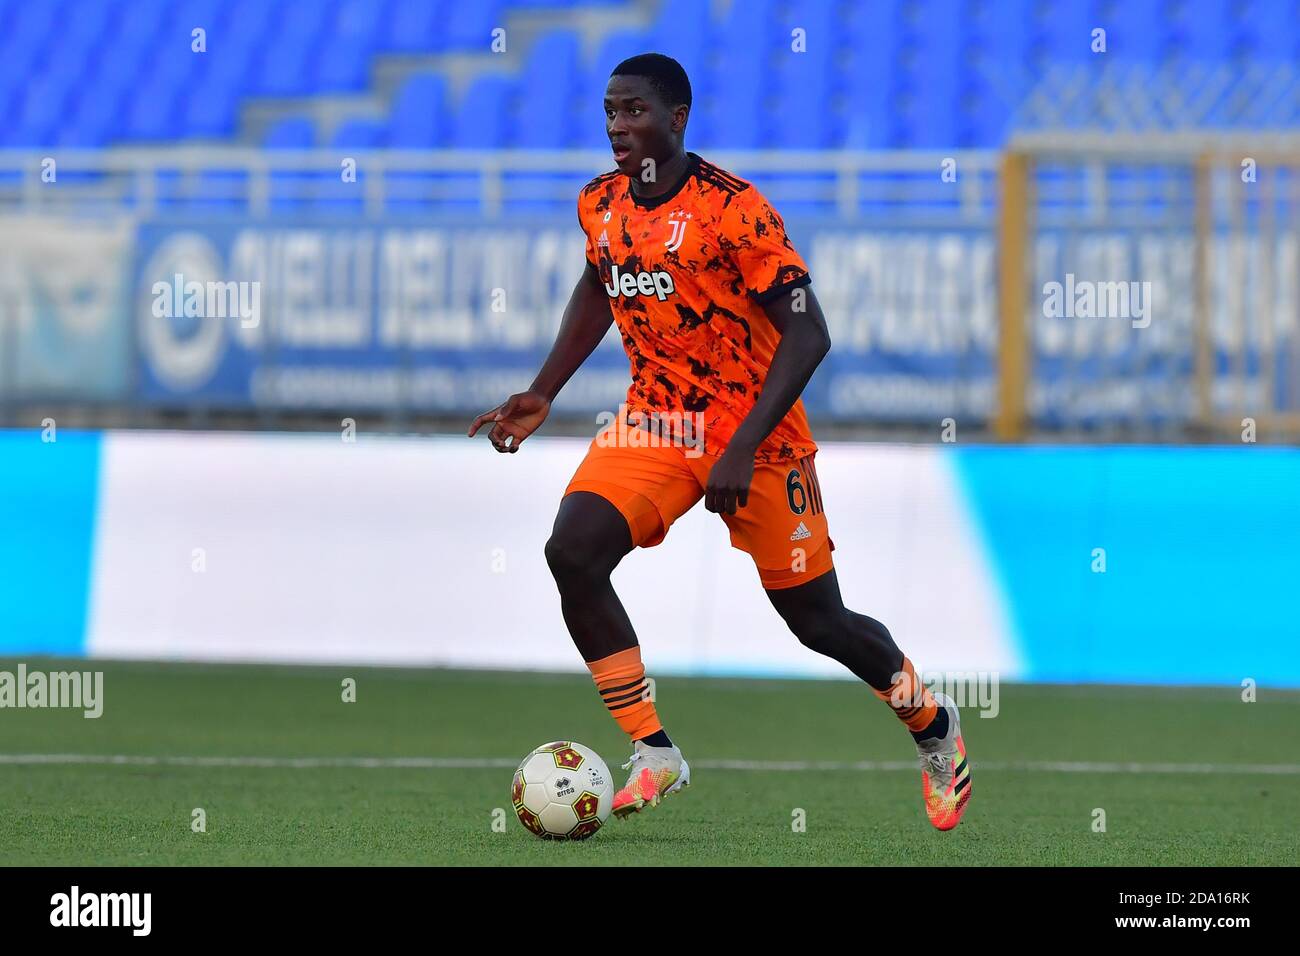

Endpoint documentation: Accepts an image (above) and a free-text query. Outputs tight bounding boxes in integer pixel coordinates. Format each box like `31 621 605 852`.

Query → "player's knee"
855 612 895 649
544 531 611 586
543 533 579 580
788 614 841 657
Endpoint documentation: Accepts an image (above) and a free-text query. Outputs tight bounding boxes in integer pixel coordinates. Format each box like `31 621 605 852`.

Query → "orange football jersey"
576 152 817 463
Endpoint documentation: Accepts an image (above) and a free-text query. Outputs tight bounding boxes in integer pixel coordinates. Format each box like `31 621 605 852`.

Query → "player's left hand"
705 445 755 515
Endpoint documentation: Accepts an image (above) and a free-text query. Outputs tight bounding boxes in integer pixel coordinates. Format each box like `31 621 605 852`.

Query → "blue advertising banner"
131 218 632 416
13 213 1273 426
129 217 1003 421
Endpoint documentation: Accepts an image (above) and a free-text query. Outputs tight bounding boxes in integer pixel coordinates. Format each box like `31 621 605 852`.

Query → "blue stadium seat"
969 0 1035 73
175 0 227 30
770 61 836 148
337 0 389 43
964 0 1035 143
221 0 278 47
51 0 119 67
1034 0 1099 66
0 44 40 108
515 29 582 148
11 73 75 143
384 0 445 53
1101 0 1169 62
315 36 374 91
89 14 162 113
895 0 966 147
264 116 317 148
647 0 711 82
332 118 388 149
247 0 336 96
766 0 836 147
388 73 450 146
279 0 336 44
451 74 515 147
121 78 186 142
5 0 1297 162
589 29 653 95
698 0 780 149
254 40 318 97
1237 0 1299 61
444 0 507 50
177 27 261 140
841 0 904 148
0 4 72 143
4 0 60 45
61 78 133 147
1170 0 1234 64
181 78 245 140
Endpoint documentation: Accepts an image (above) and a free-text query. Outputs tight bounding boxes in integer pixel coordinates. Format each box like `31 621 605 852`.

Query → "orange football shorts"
564 423 834 590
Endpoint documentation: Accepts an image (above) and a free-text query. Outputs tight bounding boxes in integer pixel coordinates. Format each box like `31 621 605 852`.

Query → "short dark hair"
610 53 692 109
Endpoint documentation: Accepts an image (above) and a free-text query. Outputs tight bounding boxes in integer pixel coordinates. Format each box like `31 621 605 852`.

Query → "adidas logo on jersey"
790 522 812 541
604 263 676 301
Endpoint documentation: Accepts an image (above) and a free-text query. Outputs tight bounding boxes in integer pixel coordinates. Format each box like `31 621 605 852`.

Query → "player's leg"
762 565 903 689
765 568 945 741
545 490 671 749
544 490 637 663
716 452 972 829
553 434 702 816
764 572 970 829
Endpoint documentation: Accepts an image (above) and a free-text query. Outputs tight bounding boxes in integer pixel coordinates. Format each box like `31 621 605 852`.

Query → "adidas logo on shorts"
790 522 812 541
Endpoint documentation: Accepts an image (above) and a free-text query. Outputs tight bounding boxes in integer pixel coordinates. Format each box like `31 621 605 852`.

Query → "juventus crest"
664 209 692 252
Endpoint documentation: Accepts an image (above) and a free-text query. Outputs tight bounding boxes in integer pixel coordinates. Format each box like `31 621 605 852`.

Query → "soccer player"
469 54 971 830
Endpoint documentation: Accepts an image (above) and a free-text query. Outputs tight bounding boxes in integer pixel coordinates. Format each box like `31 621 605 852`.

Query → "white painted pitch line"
0 754 517 769
1 754 1298 775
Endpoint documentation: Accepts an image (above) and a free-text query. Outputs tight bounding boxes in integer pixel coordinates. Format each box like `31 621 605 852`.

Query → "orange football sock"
586 646 662 741
872 656 939 733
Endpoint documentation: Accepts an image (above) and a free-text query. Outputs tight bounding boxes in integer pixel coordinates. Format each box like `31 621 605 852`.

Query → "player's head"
605 53 691 176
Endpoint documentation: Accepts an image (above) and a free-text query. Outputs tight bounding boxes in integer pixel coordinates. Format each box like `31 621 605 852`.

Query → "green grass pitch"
1 657 1295 866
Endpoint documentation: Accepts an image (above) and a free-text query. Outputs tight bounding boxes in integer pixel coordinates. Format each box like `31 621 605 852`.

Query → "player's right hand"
467 390 551 453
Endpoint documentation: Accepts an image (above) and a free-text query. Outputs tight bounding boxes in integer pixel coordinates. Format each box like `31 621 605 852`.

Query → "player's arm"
467 262 614 453
729 286 831 456
705 286 831 514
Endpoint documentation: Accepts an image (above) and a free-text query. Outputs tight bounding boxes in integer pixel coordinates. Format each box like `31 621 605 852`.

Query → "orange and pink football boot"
915 691 972 831
612 739 691 818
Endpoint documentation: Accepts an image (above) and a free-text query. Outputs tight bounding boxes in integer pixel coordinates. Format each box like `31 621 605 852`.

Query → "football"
511 741 613 840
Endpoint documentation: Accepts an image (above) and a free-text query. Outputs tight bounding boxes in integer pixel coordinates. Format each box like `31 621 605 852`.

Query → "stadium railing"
0 148 999 221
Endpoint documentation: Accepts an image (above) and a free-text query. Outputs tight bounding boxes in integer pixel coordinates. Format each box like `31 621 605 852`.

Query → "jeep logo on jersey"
604 264 676 301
